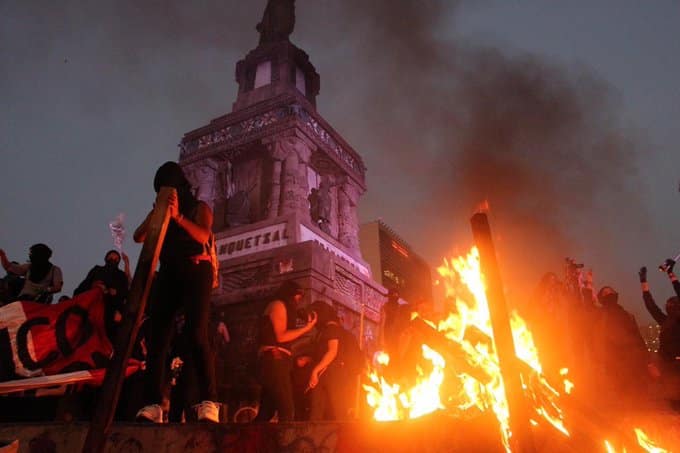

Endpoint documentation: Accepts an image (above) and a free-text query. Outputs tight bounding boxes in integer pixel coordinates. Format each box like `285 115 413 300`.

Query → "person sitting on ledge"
0 244 63 304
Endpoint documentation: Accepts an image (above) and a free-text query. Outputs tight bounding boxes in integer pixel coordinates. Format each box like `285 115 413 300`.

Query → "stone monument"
178 0 386 386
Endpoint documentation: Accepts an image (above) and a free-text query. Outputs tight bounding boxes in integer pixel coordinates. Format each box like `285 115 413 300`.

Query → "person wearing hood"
74 250 130 337
133 161 219 424
0 243 63 303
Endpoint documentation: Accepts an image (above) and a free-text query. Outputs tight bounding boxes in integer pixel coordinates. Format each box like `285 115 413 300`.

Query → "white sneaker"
194 400 219 423
136 404 165 423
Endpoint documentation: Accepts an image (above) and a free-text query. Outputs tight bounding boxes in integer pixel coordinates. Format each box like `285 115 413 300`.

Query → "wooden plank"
81 187 174 453
470 212 536 453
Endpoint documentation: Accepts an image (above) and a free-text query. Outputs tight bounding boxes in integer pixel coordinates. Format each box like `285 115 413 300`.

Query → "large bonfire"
362 246 671 452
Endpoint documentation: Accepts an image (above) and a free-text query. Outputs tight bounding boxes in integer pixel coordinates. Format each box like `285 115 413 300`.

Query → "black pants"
255 351 294 422
309 366 353 420
143 260 216 406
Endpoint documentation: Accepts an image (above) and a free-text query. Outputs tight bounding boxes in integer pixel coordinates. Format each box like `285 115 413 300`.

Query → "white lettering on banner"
0 302 42 378
299 225 370 277
216 223 289 260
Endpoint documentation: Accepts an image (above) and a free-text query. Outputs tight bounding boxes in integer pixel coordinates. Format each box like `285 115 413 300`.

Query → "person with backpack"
307 300 364 420
133 161 219 423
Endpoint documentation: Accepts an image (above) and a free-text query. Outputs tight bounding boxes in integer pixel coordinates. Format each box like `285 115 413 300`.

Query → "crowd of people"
523 257 680 410
0 162 367 424
2 160 678 423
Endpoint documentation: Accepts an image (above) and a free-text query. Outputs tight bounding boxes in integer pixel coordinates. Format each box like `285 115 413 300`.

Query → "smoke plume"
304 0 649 302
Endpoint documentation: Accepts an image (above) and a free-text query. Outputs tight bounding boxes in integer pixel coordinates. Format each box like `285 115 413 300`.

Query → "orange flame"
634 428 668 453
363 247 571 451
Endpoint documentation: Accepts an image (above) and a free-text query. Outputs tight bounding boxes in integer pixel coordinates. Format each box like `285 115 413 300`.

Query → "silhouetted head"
153 161 198 216
153 161 190 193
29 243 52 263
666 296 680 318
275 280 304 305
104 250 121 268
597 286 619 307
309 300 339 326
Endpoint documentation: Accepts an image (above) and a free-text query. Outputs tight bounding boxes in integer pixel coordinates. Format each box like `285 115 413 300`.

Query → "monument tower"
177 0 385 377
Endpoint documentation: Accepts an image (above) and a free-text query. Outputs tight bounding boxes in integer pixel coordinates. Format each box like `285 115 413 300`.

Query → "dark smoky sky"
1 1 678 322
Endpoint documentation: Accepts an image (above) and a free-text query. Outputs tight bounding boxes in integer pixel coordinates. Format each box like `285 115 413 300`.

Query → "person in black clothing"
640 264 680 362
134 161 219 423
378 288 412 358
74 250 130 339
255 281 316 422
640 263 680 406
307 300 360 421
290 346 314 421
593 285 648 397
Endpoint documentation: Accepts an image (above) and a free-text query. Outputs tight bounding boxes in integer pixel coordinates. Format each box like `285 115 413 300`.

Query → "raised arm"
0 250 29 276
173 200 213 245
640 266 666 324
133 210 154 243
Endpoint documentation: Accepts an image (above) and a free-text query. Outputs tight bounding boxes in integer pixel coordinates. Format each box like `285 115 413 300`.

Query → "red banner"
0 288 113 381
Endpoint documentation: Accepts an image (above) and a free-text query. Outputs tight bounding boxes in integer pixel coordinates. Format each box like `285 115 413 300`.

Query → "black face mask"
600 294 618 306
105 259 119 268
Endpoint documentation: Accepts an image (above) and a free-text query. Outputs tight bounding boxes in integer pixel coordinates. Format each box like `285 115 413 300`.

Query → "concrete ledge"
0 414 504 452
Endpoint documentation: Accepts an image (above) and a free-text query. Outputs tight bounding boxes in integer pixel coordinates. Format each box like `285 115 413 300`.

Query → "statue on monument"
308 179 332 234
225 189 251 227
257 0 296 44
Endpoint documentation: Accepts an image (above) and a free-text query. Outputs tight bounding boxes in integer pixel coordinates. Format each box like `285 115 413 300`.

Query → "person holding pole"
134 161 219 423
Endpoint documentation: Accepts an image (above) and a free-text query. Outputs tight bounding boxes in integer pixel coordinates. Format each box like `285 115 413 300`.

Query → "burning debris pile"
362 217 674 452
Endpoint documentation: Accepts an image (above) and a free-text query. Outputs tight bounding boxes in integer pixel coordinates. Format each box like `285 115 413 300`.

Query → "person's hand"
639 266 648 283
663 259 676 275
584 269 593 284
122 253 130 266
114 310 122 322
308 369 320 390
92 280 106 292
155 191 179 219
167 191 180 219
217 321 230 343
306 311 318 330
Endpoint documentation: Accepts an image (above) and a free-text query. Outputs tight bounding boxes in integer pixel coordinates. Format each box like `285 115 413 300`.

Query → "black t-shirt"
74 265 129 307
315 323 343 366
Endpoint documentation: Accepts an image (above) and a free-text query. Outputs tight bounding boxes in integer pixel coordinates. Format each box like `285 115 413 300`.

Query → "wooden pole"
470 212 535 453
355 303 366 419
82 187 174 453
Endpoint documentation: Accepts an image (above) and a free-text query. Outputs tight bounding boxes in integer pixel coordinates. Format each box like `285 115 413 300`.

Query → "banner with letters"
0 288 113 383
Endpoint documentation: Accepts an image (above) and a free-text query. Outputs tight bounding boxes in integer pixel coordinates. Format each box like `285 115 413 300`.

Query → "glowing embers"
363 247 572 452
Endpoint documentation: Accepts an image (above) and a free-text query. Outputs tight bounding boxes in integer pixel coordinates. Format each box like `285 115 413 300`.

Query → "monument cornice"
179 95 367 188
